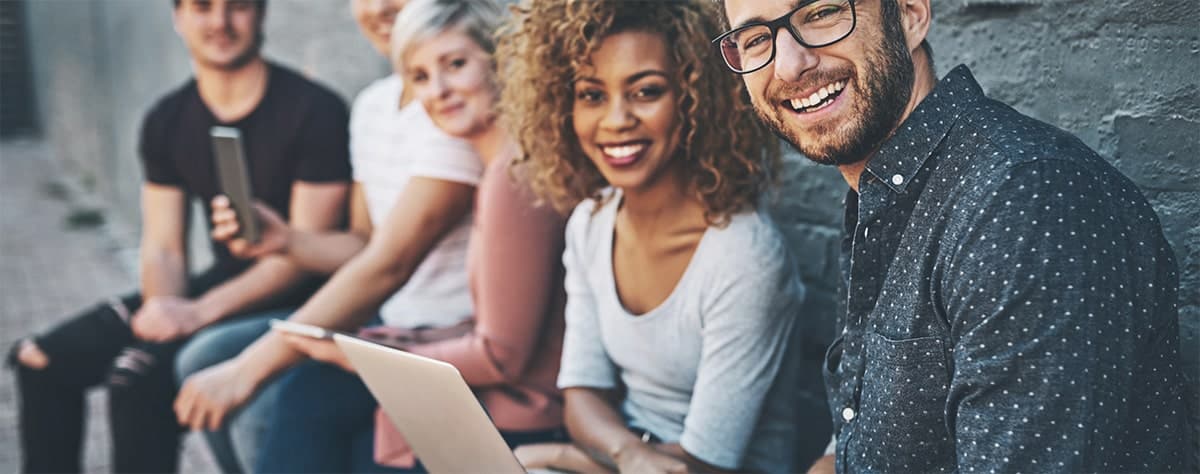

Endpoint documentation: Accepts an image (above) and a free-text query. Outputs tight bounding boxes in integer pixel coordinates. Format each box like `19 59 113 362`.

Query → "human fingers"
211 195 231 210
174 381 197 426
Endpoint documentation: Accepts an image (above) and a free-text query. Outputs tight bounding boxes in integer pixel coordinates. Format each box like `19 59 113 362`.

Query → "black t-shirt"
139 62 351 274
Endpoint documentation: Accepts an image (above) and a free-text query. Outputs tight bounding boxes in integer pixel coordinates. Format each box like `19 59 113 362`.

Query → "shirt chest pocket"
853 333 955 472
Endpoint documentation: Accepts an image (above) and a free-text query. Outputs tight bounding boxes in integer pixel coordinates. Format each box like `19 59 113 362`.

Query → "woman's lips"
436 103 465 117
599 141 649 168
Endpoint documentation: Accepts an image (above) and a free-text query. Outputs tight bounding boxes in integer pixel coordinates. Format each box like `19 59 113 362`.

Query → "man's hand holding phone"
211 195 291 259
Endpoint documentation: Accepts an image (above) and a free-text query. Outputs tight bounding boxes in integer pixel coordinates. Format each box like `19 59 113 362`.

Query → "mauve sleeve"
406 164 565 386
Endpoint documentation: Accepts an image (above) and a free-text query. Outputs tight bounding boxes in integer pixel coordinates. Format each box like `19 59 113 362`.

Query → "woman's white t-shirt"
556 191 806 472
349 74 481 328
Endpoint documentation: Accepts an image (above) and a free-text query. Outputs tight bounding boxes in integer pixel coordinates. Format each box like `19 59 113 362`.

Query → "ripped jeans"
8 267 317 473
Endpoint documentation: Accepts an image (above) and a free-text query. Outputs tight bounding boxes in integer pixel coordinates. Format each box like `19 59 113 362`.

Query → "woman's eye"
449 58 467 70
633 86 666 101
411 72 428 84
576 90 604 104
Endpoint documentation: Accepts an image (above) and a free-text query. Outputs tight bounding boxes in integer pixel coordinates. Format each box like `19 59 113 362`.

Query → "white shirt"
349 75 481 328
556 191 806 472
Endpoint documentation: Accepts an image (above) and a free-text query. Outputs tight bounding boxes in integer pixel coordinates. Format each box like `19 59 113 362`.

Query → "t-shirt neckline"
603 191 712 320
199 63 276 127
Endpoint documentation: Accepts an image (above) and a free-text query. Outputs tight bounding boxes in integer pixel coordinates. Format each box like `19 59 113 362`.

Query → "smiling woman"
498 0 778 225
498 1 814 472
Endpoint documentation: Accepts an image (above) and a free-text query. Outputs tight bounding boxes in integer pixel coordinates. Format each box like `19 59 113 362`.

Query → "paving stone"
0 139 217 473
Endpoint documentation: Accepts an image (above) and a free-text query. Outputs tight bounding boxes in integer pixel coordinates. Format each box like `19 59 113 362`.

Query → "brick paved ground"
0 139 217 472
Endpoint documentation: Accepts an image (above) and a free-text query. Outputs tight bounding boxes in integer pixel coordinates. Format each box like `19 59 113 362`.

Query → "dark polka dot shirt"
824 65 1193 473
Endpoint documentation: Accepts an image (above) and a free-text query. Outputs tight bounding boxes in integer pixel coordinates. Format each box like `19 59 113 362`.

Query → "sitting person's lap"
174 309 293 473
256 359 414 474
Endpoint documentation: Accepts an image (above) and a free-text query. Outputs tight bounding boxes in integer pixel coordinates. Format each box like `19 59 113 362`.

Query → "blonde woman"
255 0 568 471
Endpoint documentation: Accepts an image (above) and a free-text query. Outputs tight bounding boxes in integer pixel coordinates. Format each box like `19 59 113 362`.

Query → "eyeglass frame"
711 0 858 75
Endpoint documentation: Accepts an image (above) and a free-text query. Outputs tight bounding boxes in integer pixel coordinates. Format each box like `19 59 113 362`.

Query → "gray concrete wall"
19 0 1198 436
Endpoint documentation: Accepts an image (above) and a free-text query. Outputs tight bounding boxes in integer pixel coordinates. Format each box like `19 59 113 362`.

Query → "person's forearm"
564 388 644 469
193 255 309 324
140 249 188 298
282 229 369 274
223 245 417 393
230 330 307 390
287 245 415 331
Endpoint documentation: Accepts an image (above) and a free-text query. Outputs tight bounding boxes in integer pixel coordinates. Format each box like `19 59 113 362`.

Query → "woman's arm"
406 168 564 385
277 182 373 273
212 182 373 274
175 177 474 430
279 175 474 330
563 387 651 469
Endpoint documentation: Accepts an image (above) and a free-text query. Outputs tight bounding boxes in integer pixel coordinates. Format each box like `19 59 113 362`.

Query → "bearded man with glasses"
717 0 1192 472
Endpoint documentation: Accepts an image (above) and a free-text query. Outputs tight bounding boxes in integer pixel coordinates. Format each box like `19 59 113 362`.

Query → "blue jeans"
257 360 566 473
174 309 293 473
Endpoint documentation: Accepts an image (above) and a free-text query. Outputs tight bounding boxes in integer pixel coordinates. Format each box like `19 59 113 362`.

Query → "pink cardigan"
373 153 567 467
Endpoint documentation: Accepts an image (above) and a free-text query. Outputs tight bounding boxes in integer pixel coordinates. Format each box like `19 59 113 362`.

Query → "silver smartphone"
210 126 261 243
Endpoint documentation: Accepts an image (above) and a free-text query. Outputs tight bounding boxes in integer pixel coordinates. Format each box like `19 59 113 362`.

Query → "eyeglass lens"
718 0 856 73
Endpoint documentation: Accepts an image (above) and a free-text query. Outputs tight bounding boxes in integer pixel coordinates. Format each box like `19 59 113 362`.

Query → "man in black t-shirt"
9 0 352 472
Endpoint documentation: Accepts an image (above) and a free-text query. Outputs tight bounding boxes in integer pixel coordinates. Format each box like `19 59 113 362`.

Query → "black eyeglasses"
713 0 857 74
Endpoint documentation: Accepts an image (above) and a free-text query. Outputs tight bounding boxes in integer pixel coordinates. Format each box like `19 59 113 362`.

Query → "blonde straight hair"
390 0 505 72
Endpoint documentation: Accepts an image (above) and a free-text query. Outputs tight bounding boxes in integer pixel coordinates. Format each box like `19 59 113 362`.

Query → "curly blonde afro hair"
497 0 779 224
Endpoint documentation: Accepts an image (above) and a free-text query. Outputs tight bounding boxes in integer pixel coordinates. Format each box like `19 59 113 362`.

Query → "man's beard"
758 16 915 166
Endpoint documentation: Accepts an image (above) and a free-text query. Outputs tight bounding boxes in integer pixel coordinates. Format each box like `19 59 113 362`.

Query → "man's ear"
897 0 932 53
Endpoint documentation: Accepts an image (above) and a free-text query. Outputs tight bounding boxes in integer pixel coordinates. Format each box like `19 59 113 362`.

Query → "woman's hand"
210 195 291 259
174 358 259 431
279 333 356 372
514 442 615 473
614 441 690 474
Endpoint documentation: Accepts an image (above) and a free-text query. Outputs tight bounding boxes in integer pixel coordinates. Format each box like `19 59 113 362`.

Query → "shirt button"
891 174 905 186
863 226 870 238
842 407 857 422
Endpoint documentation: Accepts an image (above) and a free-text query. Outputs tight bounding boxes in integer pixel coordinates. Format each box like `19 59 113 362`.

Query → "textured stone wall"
771 0 1199 447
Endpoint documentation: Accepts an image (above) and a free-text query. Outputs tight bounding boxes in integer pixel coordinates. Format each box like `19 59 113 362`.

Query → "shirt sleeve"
679 232 804 470
942 159 1187 471
293 91 353 183
404 104 484 186
555 203 619 390
138 105 182 186
406 166 566 386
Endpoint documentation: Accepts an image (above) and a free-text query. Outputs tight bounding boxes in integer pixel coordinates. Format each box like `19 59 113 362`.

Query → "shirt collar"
865 65 984 194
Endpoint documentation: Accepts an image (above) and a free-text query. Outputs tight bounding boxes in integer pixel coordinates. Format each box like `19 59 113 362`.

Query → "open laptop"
333 333 527 474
